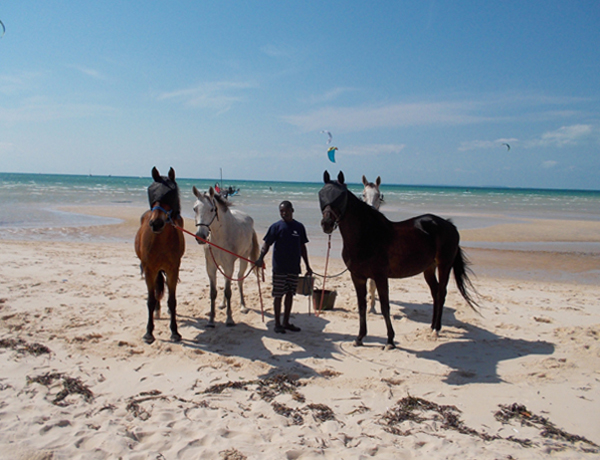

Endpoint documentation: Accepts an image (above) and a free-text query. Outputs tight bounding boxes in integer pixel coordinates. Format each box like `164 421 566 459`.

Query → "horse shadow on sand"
169 297 554 385
389 299 555 385
175 305 353 380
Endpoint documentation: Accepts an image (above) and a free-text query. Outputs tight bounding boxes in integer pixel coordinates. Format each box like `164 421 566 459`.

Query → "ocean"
1 172 600 255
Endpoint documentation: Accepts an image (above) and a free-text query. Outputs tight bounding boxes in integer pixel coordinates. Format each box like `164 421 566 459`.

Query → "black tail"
453 247 480 311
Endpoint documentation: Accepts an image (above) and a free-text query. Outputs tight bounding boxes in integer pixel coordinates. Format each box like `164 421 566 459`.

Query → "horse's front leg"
351 274 368 347
143 274 157 344
375 278 395 349
224 277 235 327
238 260 248 313
166 269 182 342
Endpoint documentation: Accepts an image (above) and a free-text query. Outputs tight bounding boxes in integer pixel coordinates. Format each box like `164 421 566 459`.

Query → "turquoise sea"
1 172 600 255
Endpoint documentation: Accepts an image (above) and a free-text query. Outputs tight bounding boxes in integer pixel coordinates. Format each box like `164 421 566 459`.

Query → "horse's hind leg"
238 260 248 314
433 265 452 333
424 267 440 335
224 278 235 327
166 270 182 342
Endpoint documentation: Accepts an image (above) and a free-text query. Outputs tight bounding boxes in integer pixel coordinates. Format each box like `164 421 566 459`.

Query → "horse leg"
207 265 218 328
433 265 452 334
224 278 235 327
166 270 182 342
423 267 440 336
238 259 248 314
143 274 158 344
351 274 368 347
368 278 377 314
375 278 395 350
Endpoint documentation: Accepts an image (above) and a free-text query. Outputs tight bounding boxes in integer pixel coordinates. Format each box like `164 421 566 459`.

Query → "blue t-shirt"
263 219 309 274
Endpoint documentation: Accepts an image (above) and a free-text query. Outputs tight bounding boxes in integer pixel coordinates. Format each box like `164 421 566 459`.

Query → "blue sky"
1 1 599 189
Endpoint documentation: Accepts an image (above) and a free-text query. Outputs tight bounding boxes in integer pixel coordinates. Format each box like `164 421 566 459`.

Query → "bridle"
151 204 173 222
195 195 219 234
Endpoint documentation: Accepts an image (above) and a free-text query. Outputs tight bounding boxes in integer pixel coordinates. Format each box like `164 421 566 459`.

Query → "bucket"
296 276 314 296
312 289 337 311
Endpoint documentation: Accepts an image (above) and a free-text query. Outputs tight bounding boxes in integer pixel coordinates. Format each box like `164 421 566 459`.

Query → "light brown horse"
135 167 186 344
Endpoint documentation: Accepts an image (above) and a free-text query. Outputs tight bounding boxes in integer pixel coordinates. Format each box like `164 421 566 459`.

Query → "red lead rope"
171 221 265 322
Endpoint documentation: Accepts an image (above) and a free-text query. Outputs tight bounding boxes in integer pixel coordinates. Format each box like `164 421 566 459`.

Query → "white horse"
192 186 260 327
361 175 383 314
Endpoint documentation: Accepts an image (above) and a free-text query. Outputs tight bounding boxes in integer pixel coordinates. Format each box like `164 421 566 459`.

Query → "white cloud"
343 143 406 156
533 124 594 147
542 160 558 168
283 100 490 132
304 87 357 105
458 138 518 151
158 81 256 113
68 65 108 81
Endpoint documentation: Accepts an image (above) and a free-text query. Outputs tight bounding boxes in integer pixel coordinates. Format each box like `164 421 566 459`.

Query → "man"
256 201 312 333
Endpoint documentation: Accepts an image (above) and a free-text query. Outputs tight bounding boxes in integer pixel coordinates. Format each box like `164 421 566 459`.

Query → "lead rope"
170 220 266 322
316 234 332 317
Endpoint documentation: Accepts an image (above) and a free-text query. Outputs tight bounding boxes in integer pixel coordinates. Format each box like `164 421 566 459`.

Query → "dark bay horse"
135 167 186 344
319 171 478 349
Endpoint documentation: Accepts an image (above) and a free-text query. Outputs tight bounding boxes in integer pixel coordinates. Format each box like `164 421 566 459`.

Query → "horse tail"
250 230 260 274
453 246 480 312
154 270 166 302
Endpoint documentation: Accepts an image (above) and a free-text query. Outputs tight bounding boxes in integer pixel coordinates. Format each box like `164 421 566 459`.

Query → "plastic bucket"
312 289 337 311
296 276 314 296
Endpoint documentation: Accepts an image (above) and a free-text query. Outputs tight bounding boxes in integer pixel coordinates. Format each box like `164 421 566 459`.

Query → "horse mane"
213 192 233 210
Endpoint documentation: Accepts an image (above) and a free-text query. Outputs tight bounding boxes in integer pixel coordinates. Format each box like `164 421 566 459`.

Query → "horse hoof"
143 334 155 344
384 343 396 351
206 322 215 329
354 339 363 347
171 333 182 342
225 320 236 327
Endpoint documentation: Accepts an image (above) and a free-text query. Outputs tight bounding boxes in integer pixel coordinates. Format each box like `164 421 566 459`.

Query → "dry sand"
1 206 600 459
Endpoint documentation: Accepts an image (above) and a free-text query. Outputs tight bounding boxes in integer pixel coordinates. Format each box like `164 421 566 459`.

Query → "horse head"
192 185 219 244
147 167 180 234
319 171 349 234
361 175 383 210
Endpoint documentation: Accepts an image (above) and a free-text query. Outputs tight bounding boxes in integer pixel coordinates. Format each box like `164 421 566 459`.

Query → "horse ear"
151 167 161 182
323 171 331 183
338 171 345 184
376 176 381 187
192 186 200 198
362 175 368 186
168 167 176 181
208 186 215 198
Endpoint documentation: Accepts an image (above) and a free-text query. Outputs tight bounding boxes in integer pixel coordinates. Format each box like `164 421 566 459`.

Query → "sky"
1 1 599 190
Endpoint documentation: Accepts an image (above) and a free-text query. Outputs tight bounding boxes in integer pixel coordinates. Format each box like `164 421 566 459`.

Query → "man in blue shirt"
256 201 312 334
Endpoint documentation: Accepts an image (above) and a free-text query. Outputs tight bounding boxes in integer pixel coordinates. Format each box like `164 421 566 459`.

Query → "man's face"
279 204 293 222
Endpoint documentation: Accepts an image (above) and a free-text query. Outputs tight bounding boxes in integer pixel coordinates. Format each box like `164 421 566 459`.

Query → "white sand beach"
1 206 600 459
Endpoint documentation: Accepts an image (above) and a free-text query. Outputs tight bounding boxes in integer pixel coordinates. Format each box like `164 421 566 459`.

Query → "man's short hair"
279 200 294 211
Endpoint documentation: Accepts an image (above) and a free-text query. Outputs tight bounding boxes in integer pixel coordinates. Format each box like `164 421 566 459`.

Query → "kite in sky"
327 147 338 163
502 143 511 151
0 20 5 38
321 130 332 144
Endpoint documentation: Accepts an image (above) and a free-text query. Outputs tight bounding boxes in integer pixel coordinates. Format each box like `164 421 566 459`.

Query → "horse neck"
209 202 231 242
338 193 391 245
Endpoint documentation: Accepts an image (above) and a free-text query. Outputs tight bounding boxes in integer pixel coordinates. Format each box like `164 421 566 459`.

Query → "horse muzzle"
320 207 337 234
195 227 209 244
149 217 166 234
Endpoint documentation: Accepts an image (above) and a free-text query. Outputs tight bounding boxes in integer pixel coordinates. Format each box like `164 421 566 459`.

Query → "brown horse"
135 167 186 344
319 171 478 349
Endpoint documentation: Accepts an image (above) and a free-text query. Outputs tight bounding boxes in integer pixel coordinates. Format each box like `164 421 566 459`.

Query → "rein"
169 219 266 322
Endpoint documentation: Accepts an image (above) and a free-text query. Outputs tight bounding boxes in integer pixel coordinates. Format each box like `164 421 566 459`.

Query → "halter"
195 196 219 232
151 205 173 222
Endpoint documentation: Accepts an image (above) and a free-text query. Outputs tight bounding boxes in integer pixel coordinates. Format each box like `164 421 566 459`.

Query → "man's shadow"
176 305 355 380
390 299 555 384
